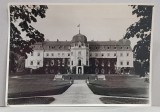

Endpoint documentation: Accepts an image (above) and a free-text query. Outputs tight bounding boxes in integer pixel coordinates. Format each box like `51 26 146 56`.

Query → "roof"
72 33 87 43
32 39 132 51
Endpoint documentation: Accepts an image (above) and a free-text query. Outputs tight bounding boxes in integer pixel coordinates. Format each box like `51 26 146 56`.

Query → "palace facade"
25 33 133 75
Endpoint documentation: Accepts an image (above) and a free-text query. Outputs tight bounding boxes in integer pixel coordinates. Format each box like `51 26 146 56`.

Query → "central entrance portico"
76 66 84 74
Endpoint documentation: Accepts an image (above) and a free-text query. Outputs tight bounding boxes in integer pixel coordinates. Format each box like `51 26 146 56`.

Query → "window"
62 59 65 66
114 53 116 56
95 53 98 57
87 52 89 56
78 51 81 55
102 53 104 56
51 60 54 66
102 61 104 66
58 53 60 56
72 61 73 65
37 53 40 56
68 59 70 65
71 52 73 56
127 61 129 65
95 68 99 74
101 69 105 74
107 46 110 49
51 53 54 56
58 60 60 66
62 53 64 56
31 52 33 56
46 53 49 56
121 47 123 49
90 53 92 57
127 47 129 49
107 53 110 56
127 53 129 56
114 46 116 49
120 61 123 65
108 61 110 67
37 61 40 65
30 61 33 65
95 59 99 66
86 61 88 65
120 53 123 57
68 53 70 56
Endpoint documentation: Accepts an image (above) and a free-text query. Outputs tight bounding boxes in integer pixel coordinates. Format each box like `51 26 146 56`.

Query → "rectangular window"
58 53 60 56
102 53 104 56
51 53 54 56
120 61 123 65
31 52 33 56
78 51 81 55
68 53 70 56
72 61 73 65
68 59 70 65
114 53 116 56
120 53 123 57
62 59 65 66
30 61 33 65
95 53 98 57
37 53 40 56
127 61 129 65
71 52 73 56
58 60 60 66
46 53 49 56
62 53 64 56
37 61 40 65
127 53 129 56
107 53 110 56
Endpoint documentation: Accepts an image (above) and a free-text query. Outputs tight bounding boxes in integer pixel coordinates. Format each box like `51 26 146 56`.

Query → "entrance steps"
63 74 97 80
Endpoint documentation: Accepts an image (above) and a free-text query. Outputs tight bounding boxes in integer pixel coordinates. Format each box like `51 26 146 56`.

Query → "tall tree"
9 5 48 73
124 5 153 76
10 5 48 58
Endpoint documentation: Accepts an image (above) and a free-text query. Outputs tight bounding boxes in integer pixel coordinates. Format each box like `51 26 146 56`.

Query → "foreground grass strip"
100 97 148 104
8 97 55 105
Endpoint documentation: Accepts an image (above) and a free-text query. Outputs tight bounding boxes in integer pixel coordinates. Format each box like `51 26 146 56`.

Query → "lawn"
100 97 149 104
8 74 72 98
88 75 149 98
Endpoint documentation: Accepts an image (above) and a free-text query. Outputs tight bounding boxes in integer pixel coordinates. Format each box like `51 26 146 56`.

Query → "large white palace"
25 32 133 75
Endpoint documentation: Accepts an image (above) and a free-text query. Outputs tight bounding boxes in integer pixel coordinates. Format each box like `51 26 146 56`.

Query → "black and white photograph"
6 4 153 106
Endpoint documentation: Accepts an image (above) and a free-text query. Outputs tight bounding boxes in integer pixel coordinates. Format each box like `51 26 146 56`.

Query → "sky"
31 4 140 48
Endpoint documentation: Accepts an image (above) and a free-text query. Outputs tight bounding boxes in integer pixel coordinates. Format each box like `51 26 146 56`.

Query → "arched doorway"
78 67 82 74
78 59 81 66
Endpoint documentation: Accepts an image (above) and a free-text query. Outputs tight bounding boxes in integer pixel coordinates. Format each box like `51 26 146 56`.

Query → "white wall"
117 51 133 67
25 50 44 69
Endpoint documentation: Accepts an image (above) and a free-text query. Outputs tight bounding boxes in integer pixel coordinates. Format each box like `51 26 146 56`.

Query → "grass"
88 75 149 98
8 97 55 105
8 74 72 98
100 97 148 104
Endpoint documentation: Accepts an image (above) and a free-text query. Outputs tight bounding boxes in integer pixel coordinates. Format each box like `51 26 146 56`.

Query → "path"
51 80 102 104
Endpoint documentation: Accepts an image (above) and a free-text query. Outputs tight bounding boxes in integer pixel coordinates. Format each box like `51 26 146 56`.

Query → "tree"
124 5 153 76
9 5 48 73
10 5 48 58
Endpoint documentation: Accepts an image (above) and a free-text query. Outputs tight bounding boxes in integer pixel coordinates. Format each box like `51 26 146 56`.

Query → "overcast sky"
31 5 140 48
